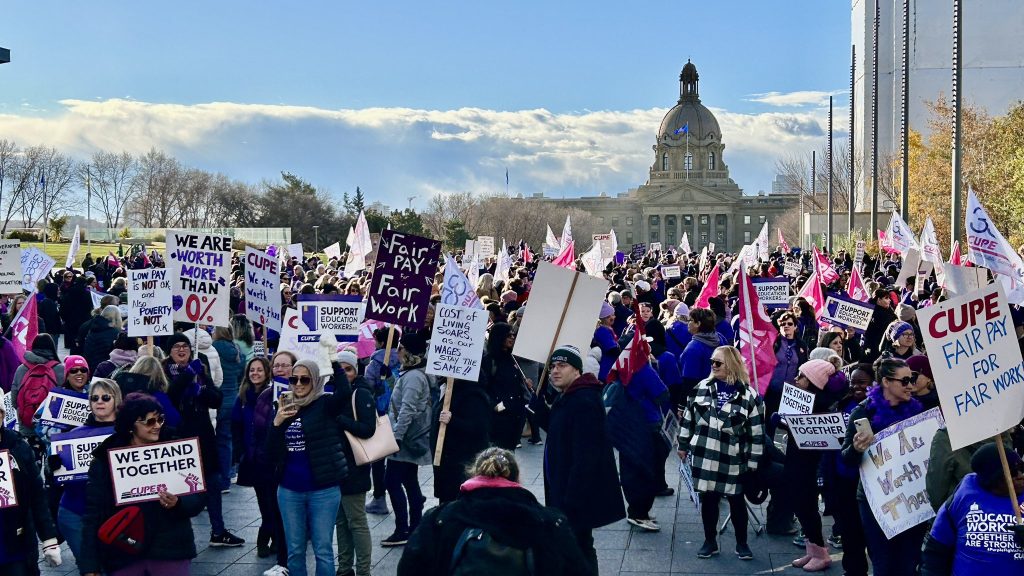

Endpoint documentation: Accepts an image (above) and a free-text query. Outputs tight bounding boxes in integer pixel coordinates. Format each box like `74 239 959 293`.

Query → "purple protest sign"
364 230 441 328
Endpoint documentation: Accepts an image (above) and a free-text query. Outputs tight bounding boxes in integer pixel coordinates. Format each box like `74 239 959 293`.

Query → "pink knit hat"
64 355 89 375
799 359 836 390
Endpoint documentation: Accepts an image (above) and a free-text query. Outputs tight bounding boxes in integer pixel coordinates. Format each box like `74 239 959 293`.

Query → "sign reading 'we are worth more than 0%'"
167 230 233 327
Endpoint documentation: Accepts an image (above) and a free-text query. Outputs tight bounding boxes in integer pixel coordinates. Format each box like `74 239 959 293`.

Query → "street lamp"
312 225 319 255
0 47 10 64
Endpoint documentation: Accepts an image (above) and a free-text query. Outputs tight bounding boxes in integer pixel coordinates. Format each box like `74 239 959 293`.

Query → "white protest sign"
128 268 173 337
786 413 846 450
167 230 233 327
819 294 875 333
854 240 866 268
296 294 364 342
512 261 608 364
253 340 267 358
779 382 815 415
244 247 282 332
21 247 55 292
476 236 495 259
662 265 681 279
593 233 616 261
752 279 790 309
277 308 334 375
108 437 206 506
679 455 700 511
286 243 303 261
427 304 488 380
2 392 15 429
860 408 943 538
917 282 1024 450
783 260 801 278
463 240 476 260
323 242 342 260
38 389 91 430
942 264 987 297
0 240 20 293
0 449 17 509
895 248 922 288
50 427 114 484
651 242 663 252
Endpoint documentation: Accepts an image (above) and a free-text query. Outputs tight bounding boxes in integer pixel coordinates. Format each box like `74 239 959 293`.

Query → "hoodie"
183 328 222 386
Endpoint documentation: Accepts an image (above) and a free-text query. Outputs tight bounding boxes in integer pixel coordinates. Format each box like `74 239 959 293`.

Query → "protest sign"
679 455 700 511
427 304 487 380
356 319 389 358
895 248 922 288
752 278 790 309
917 283 1024 450
167 230 233 327
542 244 558 258
297 294 364 342
651 242 663 252
819 293 874 333
364 230 441 328
860 408 943 538
513 261 608 364
476 236 495 259
323 242 342 260
21 247 55 292
128 268 173 337
108 437 206 506
2 392 15 429
786 413 846 450
631 243 646 259
253 339 266 358
464 239 476 259
50 427 114 484
779 382 815 415
943 264 987 297
662 265 681 279
39 389 91 430
244 247 282 333
854 240 866 268
0 449 16 509
0 240 21 293
783 260 801 278
441 255 483 310
278 308 334 375
286 243 303 261
593 233 616 261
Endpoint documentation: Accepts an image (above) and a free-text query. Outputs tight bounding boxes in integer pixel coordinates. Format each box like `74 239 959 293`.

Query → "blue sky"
0 1 851 212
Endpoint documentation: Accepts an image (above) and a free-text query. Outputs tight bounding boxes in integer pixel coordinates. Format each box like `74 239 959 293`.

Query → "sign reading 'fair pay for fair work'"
364 230 441 328
108 437 206 506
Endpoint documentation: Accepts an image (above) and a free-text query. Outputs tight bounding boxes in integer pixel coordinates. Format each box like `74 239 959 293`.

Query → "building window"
700 233 709 245
649 215 660 228
626 217 633 226
716 215 727 226
611 217 619 228
684 153 693 171
759 215 767 224
665 215 676 244
650 230 660 243
700 215 709 225
662 153 669 171
744 231 751 243
683 215 693 226
626 232 634 243
717 231 726 243
708 151 715 170
744 215 751 225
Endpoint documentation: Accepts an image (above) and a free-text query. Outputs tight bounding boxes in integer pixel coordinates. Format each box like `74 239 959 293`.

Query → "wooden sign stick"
433 376 455 466
535 272 580 399
995 436 1023 524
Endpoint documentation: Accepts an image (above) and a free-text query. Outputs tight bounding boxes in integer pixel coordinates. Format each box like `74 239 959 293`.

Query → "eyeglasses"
778 321 795 327
90 394 112 403
710 360 725 368
137 414 165 427
69 367 89 375
885 376 915 387
272 363 293 370
171 343 190 350
289 375 313 385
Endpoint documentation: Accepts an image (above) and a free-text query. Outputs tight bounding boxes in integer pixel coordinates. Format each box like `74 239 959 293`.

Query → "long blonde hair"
129 356 169 393
713 346 750 387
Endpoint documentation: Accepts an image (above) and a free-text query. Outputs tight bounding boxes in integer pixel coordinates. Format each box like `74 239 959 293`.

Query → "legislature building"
533 61 798 253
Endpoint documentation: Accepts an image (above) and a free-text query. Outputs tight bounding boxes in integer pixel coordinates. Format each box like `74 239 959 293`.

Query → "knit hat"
906 355 933 381
971 443 1022 487
635 280 651 292
399 331 428 356
662 298 680 316
549 344 583 373
337 349 359 370
674 303 691 319
799 359 836 390
887 321 915 343
898 304 917 322
809 347 840 363
165 332 193 353
64 355 89 375
600 301 615 319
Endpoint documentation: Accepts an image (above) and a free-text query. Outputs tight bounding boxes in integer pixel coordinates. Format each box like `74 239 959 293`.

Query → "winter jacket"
163 358 223 475
58 281 92 353
925 428 1009 512
234 339 255 363
862 304 898 362
213 339 243 391
0 427 57 566
768 336 809 391
94 348 139 379
389 366 434 466
183 329 222 386
397 478 590 576
531 372 625 529
266 392 350 488
665 321 692 357
77 431 207 574
678 332 719 397
0 335 22 393
56 415 115 516
678 376 765 495
431 379 492 502
625 362 670 424
231 384 276 488
333 371 377 495
37 294 62 341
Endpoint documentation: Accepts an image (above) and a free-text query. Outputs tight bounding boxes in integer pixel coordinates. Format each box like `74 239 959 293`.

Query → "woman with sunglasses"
53 379 122 563
79 393 207 576
267 359 350 576
764 311 810 418
840 357 927 576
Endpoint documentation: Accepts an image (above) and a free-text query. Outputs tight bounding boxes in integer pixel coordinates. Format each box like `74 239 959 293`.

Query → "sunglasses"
886 376 915 387
289 375 313 385
90 394 112 403
778 321 795 327
137 414 165 427
710 360 725 368
69 367 89 375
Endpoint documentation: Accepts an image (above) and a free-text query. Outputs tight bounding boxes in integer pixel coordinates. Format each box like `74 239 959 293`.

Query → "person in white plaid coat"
677 346 765 561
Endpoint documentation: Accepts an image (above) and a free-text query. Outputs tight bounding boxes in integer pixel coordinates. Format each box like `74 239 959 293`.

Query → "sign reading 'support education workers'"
108 437 206 506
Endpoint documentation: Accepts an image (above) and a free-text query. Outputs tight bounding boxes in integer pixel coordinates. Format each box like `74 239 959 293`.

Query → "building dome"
658 60 720 141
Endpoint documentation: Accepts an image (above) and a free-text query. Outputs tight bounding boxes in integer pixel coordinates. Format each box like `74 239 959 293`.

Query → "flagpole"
86 167 92 259
685 129 690 181
741 268 758 392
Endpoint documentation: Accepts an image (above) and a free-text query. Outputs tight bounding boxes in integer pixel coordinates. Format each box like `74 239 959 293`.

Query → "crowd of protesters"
1 238 1023 576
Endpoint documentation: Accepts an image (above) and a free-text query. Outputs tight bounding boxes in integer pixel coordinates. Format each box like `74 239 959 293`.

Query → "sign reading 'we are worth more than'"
167 230 233 327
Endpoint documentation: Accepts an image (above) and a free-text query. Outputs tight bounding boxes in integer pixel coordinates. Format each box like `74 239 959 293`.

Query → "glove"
380 364 392 380
42 538 62 567
186 359 205 376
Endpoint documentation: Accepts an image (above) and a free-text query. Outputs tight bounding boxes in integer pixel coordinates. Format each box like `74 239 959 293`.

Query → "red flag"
611 301 650 386
847 265 869 302
10 295 38 361
695 263 720 309
551 240 575 268
521 242 533 264
949 240 962 266
813 246 840 285
738 267 778 395
777 229 791 254
797 266 825 317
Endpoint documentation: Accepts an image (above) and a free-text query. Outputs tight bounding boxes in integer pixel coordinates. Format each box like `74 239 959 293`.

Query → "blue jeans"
216 384 239 487
57 506 84 562
385 459 424 534
278 485 341 576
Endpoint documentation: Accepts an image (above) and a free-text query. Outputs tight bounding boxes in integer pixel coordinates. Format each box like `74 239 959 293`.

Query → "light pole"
0 46 9 65
312 225 319 255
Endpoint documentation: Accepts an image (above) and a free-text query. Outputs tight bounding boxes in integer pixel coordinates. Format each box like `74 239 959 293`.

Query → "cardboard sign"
783 260 802 278
244 247 283 332
779 382 815 415
167 230 233 327
662 265 681 279
108 437 206 506
39 389 91 430
364 230 441 328
854 240 866 267
786 413 846 450
917 283 1024 450
631 243 647 259
50 427 114 484
128 268 173 337
651 242 663 252
860 408 944 538
752 278 790 309
21 247 55 292
286 243 303 262
943 264 987 297
512 261 608 364
297 294 364 342
476 236 495 259
819 293 874 333
0 240 22 293
0 449 17 509
427 304 488 380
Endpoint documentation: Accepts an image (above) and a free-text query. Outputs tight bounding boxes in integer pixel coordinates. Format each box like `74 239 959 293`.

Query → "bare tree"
0 139 25 234
81 150 139 229
127 148 183 228
775 141 898 216
13 146 78 229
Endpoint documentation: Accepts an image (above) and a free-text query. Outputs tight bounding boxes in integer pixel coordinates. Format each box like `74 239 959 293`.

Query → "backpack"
449 527 535 576
17 360 59 427
370 358 396 416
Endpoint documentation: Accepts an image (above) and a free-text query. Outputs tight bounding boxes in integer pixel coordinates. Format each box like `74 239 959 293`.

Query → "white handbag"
344 393 399 465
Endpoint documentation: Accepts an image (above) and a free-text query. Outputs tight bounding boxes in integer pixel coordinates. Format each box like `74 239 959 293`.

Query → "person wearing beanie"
613 291 634 336
905 355 940 410
594 301 620 382
881 320 921 360
665 302 693 361
528 344 624 575
10 333 64 437
921 443 1024 576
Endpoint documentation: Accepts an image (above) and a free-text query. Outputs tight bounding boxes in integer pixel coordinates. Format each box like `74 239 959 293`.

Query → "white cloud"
0 98 832 209
747 90 845 107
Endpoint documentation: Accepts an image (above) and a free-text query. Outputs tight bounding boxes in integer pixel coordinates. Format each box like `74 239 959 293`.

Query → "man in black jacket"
862 287 898 362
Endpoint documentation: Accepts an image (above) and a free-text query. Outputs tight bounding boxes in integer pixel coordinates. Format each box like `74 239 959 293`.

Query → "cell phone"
278 391 295 411
854 418 873 438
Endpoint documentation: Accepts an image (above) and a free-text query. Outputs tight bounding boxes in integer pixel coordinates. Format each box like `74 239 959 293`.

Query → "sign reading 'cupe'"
244 247 282 333
167 230 233 327
364 230 441 328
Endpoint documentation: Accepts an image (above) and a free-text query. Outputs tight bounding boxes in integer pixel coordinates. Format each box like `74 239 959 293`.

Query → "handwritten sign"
365 230 441 328
819 294 874 333
631 243 647 259
20 247 55 292
108 437 206 506
662 265 681 279
786 413 846 450
167 230 233 327
0 240 22 293
782 260 801 279
854 240 865 268
917 283 1024 450
476 236 494 259
39 388 91 430
128 268 173 337
593 233 616 260
297 294 364 342
427 304 487 380
0 449 17 509
244 247 282 332
860 408 944 538
50 427 114 484
779 382 814 415
752 278 790 309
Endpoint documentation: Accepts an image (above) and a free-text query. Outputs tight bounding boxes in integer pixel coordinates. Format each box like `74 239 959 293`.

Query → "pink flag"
737 267 778 395
10 296 38 361
695 263 720 308
878 230 901 255
777 229 791 254
813 246 840 285
551 240 575 269
949 240 962 266
521 243 533 264
847 265 869 302
797 267 825 317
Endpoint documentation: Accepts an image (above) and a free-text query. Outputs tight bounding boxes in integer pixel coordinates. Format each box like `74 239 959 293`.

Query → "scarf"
693 332 720 349
865 383 923 432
